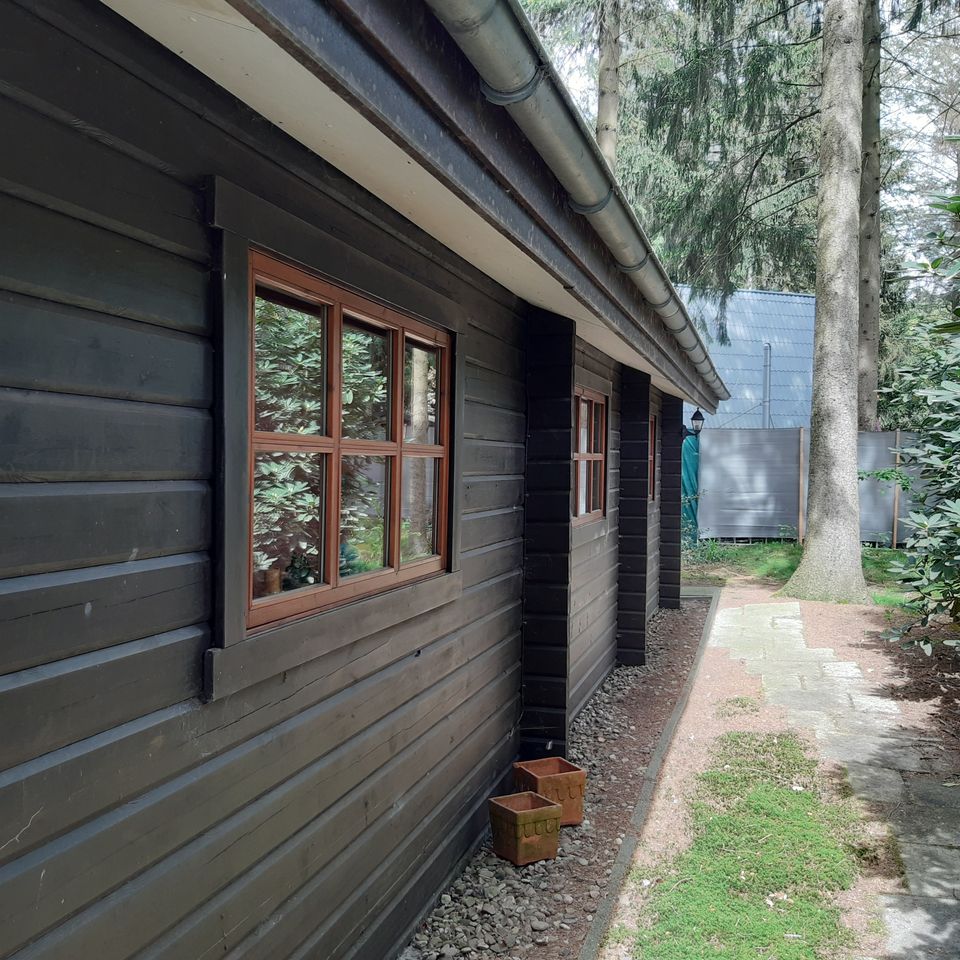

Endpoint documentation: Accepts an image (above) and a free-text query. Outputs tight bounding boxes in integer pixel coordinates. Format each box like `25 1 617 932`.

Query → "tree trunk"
784 0 870 602
858 0 882 431
597 0 620 171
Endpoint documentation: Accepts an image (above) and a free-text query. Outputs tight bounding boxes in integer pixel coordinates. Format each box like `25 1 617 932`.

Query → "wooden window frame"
573 385 607 525
648 414 658 501
246 250 451 630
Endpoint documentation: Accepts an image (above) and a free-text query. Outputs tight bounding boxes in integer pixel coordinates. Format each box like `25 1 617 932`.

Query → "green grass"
620 732 864 960
683 541 910 606
715 695 761 719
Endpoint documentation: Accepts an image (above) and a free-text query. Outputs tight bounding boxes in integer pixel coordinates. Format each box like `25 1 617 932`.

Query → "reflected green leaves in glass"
342 320 390 440
254 292 326 435
404 342 438 444
340 455 389 576
252 451 325 599
401 457 437 563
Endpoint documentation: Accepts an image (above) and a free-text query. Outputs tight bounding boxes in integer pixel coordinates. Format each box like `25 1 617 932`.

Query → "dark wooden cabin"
0 1 726 957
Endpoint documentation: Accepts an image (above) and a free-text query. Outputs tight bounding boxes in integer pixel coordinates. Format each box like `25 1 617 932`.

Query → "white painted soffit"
99 0 693 400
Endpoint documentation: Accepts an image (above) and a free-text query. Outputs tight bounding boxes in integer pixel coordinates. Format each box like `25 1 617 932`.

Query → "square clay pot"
488 792 562 866
513 757 586 826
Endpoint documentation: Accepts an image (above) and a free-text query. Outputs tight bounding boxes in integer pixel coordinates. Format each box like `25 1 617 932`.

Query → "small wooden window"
573 386 607 523
648 415 658 501
247 251 451 629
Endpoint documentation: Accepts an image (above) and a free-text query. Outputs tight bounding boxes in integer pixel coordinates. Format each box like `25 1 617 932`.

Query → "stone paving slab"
881 894 960 958
819 734 938 774
711 599 960 958
845 762 907 804
899 843 960 898
890 804 960 847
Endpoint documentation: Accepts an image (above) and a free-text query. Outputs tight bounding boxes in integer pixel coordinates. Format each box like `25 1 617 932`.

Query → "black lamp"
682 408 705 439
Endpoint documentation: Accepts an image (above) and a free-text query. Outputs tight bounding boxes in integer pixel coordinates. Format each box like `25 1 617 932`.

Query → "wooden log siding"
659 393 684 609
646 387 664 622
568 341 621 721
521 312 576 757
0 4 525 959
521 329 623 756
616 368 651 665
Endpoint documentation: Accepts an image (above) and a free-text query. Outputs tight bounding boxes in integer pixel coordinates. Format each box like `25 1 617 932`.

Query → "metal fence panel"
696 428 916 545
698 429 802 539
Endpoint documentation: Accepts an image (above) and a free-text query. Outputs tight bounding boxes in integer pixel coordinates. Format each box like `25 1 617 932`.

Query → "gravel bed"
401 601 710 960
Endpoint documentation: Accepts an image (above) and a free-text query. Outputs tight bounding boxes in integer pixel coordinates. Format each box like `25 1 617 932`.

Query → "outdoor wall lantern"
682 408 705 439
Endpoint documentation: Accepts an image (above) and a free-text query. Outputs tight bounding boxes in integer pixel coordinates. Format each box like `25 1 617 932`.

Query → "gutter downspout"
423 0 728 402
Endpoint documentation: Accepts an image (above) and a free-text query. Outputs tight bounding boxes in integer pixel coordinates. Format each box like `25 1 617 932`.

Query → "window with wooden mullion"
247 251 449 630
573 386 606 523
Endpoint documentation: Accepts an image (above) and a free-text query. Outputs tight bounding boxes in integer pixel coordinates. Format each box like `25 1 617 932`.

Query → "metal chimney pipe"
762 342 772 429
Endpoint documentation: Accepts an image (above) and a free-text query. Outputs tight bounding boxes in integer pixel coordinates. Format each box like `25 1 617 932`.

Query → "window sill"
205 570 462 700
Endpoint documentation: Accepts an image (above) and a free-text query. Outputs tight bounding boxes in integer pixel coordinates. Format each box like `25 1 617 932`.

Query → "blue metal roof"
679 287 815 429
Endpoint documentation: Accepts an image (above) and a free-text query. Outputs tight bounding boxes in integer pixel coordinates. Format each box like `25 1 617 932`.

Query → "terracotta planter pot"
513 757 586 826
488 792 562 866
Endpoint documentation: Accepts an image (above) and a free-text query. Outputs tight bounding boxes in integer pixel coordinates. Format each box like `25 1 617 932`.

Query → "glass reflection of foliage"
254 294 325 435
252 452 324 596
253 293 328 595
341 321 389 440
340 456 388 577
340 323 391 574
401 457 435 563
404 343 438 444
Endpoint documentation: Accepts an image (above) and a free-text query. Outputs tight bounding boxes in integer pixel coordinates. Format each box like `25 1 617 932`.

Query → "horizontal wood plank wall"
659 394 684 609
0 3 525 958
567 341 621 722
521 312 575 757
647 387 664 624
616 368 651 665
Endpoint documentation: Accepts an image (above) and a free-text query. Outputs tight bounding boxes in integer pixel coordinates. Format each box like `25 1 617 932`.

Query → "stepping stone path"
711 601 960 960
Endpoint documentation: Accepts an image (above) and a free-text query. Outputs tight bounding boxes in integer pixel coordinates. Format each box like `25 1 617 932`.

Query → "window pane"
340 455 389 576
577 460 588 516
401 456 437 563
254 292 326 435
578 399 590 453
404 342 439 444
342 320 390 440
252 451 325 599
592 460 603 512
593 403 604 454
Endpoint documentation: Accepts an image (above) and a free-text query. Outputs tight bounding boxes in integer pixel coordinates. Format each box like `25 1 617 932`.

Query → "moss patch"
621 732 862 959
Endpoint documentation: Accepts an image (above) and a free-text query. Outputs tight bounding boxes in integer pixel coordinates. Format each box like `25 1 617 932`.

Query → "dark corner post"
521 310 575 758
659 393 683 609
616 368 651 664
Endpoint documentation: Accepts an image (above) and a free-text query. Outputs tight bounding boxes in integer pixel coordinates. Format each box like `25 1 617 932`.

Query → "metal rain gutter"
422 0 728 401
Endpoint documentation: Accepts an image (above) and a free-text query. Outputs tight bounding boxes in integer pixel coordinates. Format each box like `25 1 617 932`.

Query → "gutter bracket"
568 187 613 216
480 67 544 105
616 253 650 274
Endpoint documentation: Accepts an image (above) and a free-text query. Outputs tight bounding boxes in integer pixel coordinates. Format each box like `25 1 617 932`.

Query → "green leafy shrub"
884 181 960 650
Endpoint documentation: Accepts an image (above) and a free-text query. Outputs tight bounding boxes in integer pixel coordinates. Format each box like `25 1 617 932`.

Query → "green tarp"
681 434 699 544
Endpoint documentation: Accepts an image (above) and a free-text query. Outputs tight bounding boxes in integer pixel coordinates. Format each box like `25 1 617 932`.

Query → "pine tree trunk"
858 0 882 431
597 0 620 171
784 0 870 603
